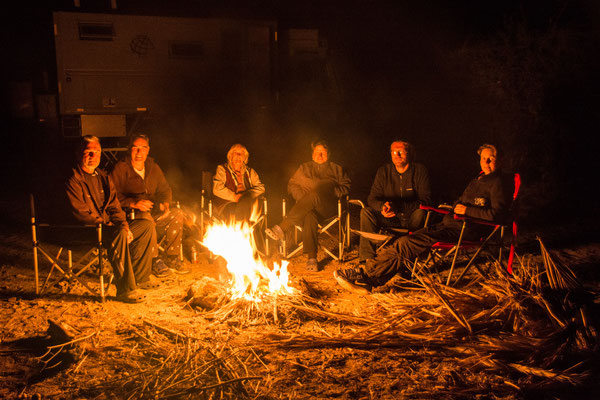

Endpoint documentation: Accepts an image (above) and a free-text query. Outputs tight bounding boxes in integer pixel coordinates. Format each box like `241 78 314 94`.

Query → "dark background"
2 0 599 231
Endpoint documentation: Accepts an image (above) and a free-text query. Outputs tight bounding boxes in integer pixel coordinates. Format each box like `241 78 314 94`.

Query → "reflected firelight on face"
232 151 245 172
81 141 101 173
479 148 497 175
131 138 150 167
390 142 409 171
312 145 328 165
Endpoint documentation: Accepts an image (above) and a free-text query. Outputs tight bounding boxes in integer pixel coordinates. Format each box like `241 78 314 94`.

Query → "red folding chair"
418 173 521 286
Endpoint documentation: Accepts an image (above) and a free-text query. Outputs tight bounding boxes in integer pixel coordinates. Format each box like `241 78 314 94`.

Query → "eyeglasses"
391 150 407 157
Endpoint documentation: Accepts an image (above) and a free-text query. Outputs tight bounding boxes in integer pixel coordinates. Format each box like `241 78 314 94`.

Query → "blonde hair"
226 144 249 168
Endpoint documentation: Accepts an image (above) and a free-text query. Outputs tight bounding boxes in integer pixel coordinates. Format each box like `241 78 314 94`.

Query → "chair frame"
281 196 350 262
155 201 185 261
418 173 521 286
349 199 419 253
30 194 109 302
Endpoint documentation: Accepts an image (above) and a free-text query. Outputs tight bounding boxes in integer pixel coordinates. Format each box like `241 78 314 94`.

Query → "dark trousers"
109 219 156 295
220 195 265 253
280 191 336 258
364 216 482 287
155 207 184 257
359 206 427 261
219 194 260 223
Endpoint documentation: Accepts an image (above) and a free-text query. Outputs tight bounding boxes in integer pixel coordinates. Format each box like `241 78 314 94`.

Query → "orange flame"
201 218 294 301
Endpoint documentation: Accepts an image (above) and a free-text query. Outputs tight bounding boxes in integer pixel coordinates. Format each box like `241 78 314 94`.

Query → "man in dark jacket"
266 140 351 271
335 144 512 294
66 135 156 303
110 134 189 276
359 140 431 263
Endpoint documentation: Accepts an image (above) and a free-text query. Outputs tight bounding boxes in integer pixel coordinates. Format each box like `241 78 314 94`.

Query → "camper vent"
169 41 204 59
78 22 115 41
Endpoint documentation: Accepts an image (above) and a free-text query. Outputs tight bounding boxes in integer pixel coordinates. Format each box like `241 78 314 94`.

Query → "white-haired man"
66 135 156 303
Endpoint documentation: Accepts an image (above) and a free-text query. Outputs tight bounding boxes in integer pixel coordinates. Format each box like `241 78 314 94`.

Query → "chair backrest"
513 173 521 201
201 171 214 197
506 173 521 274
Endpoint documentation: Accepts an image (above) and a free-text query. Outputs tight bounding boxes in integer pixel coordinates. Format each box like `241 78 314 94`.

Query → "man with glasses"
358 140 431 264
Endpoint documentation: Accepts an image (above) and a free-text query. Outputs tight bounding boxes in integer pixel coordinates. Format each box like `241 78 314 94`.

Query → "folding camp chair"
349 199 432 253
199 171 270 258
155 201 185 261
281 196 351 262
30 194 111 302
418 173 521 286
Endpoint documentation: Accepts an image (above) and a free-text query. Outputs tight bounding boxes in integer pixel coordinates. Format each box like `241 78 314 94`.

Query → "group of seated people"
65 133 510 302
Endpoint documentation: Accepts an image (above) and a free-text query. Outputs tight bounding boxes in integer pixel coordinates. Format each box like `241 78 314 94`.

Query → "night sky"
2 0 599 229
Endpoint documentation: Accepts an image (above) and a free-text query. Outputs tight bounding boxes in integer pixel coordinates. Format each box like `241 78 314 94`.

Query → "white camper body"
53 11 276 136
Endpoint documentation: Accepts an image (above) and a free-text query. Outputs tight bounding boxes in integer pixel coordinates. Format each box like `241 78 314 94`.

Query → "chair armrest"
419 205 451 215
348 199 365 208
453 214 499 227
38 223 100 228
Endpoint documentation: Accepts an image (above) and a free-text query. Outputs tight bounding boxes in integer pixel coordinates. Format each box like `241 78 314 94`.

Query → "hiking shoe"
334 266 372 295
116 289 145 303
265 225 285 242
138 278 160 290
306 258 318 272
169 257 191 275
152 259 173 278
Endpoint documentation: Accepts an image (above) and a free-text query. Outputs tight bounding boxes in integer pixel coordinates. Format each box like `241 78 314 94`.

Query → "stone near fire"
187 276 226 310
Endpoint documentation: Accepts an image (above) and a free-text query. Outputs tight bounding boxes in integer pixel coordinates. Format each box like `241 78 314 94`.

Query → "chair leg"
452 225 501 286
446 221 467 286
97 224 105 302
38 247 65 294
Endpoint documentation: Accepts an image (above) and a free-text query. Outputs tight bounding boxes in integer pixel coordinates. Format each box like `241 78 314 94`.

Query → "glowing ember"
201 220 294 301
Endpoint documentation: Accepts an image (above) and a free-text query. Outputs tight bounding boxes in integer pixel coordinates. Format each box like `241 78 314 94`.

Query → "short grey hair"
128 133 150 150
77 135 101 156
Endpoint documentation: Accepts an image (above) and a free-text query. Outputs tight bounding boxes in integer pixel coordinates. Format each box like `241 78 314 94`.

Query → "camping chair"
349 199 432 253
199 171 270 258
30 194 111 302
418 173 521 286
155 201 185 261
281 195 351 262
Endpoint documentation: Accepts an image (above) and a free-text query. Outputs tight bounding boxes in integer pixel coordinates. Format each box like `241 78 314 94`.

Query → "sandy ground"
2 200 600 399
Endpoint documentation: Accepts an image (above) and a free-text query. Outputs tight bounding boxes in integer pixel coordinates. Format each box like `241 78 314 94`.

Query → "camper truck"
53 11 278 137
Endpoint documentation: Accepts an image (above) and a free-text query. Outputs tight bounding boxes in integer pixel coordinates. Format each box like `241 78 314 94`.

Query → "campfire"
201 217 295 301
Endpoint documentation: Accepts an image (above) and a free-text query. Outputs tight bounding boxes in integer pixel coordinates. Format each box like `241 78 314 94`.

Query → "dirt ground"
2 197 600 399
